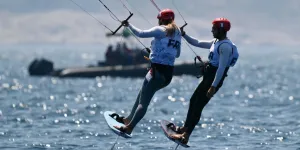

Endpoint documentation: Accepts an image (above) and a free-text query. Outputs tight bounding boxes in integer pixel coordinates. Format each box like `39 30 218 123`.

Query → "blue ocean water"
0 44 299 150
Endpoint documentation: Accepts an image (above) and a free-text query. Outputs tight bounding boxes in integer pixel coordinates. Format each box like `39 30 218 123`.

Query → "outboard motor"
28 58 54 75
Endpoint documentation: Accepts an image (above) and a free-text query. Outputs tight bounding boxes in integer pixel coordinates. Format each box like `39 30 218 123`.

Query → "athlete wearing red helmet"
212 17 231 31
170 17 239 145
211 17 231 40
157 9 177 37
114 9 182 135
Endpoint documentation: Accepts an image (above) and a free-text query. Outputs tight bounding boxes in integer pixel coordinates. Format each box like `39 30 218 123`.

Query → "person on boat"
122 42 134 65
105 45 115 65
169 17 239 144
112 8 182 135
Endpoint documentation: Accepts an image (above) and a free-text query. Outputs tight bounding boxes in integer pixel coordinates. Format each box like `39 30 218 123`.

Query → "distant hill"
0 0 299 46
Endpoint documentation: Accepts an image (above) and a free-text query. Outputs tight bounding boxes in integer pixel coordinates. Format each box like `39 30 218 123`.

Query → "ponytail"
165 21 178 37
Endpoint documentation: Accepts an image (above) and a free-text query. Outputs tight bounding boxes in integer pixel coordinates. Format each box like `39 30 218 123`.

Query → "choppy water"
0 45 299 150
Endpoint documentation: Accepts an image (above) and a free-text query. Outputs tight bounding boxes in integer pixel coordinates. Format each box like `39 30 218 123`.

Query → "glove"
122 20 129 27
145 48 151 54
180 27 186 36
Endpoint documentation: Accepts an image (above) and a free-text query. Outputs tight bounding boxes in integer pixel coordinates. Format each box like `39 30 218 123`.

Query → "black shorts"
151 63 174 85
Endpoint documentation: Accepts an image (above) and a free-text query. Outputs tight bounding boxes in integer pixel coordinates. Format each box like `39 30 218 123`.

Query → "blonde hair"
165 21 179 37
160 19 178 37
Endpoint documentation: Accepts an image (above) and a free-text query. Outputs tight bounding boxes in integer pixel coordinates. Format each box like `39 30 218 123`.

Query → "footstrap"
167 123 184 134
109 113 125 124
166 123 177 132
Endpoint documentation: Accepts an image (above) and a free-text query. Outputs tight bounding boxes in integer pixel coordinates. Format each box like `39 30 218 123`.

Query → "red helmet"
157 9 175 20
212 17 231 31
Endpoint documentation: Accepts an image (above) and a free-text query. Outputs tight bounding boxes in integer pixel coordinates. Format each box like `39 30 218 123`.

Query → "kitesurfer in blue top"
170 17 239 144
113 9 182 135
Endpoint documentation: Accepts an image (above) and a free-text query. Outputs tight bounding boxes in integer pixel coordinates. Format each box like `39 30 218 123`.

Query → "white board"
104 111 132 138
160 120 190 148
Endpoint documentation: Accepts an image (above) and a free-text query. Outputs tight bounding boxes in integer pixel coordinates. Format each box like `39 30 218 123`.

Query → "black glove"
180 27 186 36
145 48 151 54
122 20 129 27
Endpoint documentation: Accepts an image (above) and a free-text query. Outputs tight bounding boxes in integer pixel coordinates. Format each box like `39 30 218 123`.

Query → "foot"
170 132 190 145
167 123 187 134
110 113 130 125
176 126 188 134
113 125 133 135
122 118 130 126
